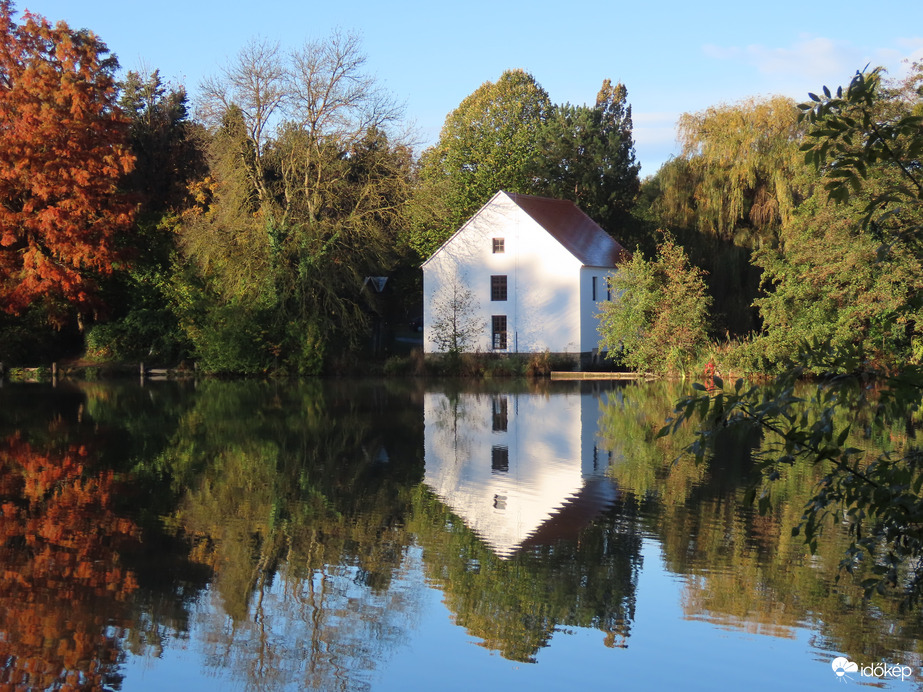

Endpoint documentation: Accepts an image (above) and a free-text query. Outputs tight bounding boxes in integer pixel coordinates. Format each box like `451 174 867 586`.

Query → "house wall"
579 266 617 354
423 192 583 354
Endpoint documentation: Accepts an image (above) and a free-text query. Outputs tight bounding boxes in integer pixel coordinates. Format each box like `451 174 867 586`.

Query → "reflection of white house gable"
422 191 628 355
423 388 618 558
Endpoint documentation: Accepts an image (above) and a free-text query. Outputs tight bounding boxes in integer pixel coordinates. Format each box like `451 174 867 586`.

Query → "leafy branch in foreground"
798 66 923 237
660 342 923 602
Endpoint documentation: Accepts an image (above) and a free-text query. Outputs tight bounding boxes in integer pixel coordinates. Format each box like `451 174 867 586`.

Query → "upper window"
491 275 507 301
592 276 598 301
492 237 505 253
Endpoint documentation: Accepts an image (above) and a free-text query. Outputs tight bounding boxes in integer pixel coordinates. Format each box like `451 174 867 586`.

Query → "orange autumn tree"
0 1 134 325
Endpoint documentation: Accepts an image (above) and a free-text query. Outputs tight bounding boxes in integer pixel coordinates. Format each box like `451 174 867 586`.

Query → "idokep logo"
831 657 858 681
831 656 913 683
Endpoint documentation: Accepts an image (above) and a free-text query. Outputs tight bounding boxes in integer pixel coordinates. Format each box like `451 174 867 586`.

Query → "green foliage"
90 211 193 364
798 66 923 236
654 96 809 247
178 34 412 373
430 69 550 224
661 342 923 603
531 80 641 233
752 195 923 368
408 70 551 256
598 236 712 374
643 97 810 339
751 65 923 366
119 69 207 213
408 74 643 260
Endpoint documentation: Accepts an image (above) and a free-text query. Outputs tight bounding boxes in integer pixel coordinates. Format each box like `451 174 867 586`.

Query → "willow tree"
181 31 410 373
655 96 809 247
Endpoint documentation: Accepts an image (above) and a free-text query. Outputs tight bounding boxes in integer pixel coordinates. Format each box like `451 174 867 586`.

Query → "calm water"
1 378 922 691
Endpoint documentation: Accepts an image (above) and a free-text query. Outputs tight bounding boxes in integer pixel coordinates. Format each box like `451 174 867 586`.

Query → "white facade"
422 191 625 355
423 388 618 558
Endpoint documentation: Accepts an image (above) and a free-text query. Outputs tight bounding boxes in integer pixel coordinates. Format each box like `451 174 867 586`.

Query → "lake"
1 378 921 691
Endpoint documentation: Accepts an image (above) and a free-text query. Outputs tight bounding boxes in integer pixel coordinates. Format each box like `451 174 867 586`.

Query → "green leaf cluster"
653 96 808 247
751 65 923 367
598 236 712 374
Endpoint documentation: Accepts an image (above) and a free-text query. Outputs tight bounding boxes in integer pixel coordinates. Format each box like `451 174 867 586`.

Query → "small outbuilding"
422 191 627 358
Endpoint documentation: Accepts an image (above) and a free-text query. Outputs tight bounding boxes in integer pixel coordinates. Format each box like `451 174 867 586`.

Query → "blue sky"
18 0 923 175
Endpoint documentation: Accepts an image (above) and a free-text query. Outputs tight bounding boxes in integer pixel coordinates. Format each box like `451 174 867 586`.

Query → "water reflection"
600 380 923 673
0 383 207 691
1 379 923 690
423 387 619 558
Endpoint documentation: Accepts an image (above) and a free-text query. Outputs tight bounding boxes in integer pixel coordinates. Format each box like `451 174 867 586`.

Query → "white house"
422 191 627 356
423 387 619 558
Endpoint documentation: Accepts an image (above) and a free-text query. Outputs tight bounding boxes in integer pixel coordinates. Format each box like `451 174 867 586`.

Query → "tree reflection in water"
0 428 140 690
409 485 642 662
600 379 923 668
157 380 425 691
3 379 923 690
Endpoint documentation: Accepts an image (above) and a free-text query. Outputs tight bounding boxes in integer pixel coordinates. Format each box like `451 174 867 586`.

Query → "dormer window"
492 237 505 253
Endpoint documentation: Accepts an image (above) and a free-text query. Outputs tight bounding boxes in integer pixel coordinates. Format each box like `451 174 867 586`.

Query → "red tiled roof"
506 192 628 267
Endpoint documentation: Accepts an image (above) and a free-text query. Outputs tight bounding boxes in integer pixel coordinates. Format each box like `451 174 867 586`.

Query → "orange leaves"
0 427 140 690
0 2 135 321
0 435 138 594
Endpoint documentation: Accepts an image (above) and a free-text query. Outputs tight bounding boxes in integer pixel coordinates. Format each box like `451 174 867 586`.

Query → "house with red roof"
422 191 627 356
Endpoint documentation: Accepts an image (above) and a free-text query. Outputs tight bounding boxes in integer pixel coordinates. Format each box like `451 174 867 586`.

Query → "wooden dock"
550 371 657 381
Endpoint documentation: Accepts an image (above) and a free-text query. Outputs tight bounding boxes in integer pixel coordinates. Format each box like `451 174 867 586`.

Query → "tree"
81 69 208 364
410 69 551 255
429 278 480 356
664 68 923 603
181 32 411 373
654 96 808 247
532 79 640 233
598 235 712 374
199 38 286 211
119 69 206 213
798 65 923 245
752 192 923 368
0 2 135 325
751 66 923 367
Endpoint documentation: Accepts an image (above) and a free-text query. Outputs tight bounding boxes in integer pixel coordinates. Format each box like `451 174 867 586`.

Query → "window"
492 315 507 350
491 275 507 301
592 276 597 301
492 237 505 253
491 445 509 473
492 396 508 432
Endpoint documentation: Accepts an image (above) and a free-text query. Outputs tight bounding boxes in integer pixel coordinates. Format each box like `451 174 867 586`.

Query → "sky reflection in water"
1 379 920 691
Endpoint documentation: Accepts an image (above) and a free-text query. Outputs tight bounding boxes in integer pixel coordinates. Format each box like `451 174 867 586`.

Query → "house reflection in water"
423 387 619 558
